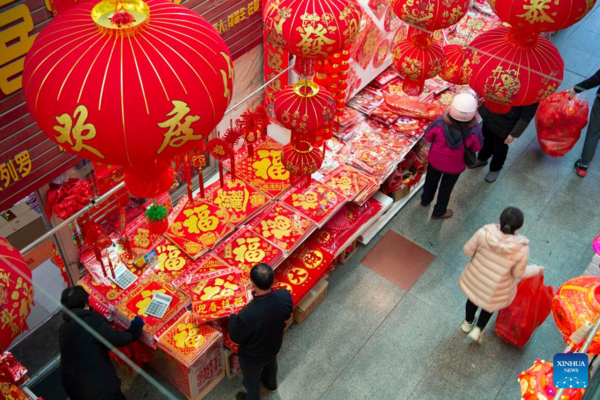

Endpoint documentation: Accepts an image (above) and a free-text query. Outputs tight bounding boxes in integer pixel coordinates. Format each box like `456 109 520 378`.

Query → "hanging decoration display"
439 44 469 85
23 0 234 195
465 26 564 114
237 106 270 158
191 147 207 199
206 138 234 188
392 28 445 96
282 140 324 183
390 0 470 31
263 0 362 75
552 276 600 353
518 359 584 399
0 237 34 352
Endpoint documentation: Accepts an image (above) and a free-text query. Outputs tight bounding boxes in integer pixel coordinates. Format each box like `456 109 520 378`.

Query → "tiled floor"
123 8 600 400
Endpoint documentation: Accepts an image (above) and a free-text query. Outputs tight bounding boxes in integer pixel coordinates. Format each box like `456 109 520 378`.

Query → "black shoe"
261 381 278 393
235 392 247 400
420 201 431 207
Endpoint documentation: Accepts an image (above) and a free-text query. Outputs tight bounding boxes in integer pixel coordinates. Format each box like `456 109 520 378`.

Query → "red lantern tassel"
248 143 254 158
184 154 193 201
107 254 116 279
230 155 236 181
123 235 133 258
218 164 224 187
93 247 108 278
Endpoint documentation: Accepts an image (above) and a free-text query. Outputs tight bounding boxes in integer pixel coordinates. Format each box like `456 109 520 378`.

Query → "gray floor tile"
508 141 575 187
327 261 406 331
376 293 457 364
284 300 373 371
321 382 370 400
559 46 600 76
538 190 600 242
332 334 427 400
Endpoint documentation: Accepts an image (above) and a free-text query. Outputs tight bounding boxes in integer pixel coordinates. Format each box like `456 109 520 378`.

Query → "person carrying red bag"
569 69 600 177
459 207 544 344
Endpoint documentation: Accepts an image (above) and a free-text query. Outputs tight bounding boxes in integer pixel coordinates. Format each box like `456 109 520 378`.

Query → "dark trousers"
465 299 493 331
581 98 600 167
421 164 461 217
239 356 278 400
478 123 509 172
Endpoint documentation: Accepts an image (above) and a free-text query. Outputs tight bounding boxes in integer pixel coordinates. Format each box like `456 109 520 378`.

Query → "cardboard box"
285 315 293 331
224 349 241 379
293 279 328 324
0 203 45 250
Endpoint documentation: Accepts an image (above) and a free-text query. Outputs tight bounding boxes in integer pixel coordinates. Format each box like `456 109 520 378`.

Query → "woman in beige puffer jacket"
459 207 543 343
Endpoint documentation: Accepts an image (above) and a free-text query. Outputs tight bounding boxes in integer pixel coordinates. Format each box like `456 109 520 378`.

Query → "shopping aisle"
117 7 600 400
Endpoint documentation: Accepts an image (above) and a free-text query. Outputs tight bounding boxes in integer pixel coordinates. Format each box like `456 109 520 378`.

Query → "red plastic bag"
536 91 589 157
495 275 554 347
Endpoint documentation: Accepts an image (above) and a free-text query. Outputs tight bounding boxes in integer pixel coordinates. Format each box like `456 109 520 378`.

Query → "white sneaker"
468 327 483 344
461 320 474 333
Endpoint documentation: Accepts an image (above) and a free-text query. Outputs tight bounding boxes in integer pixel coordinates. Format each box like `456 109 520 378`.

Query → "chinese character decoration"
0 151 32 193
390 0 469 33
465 26 563 114
206 137 234 188
0 237 34 352
281 179 346 227
23 0 234 196
391 28 445 96
518 359 584 400
146 202 170 236
237 105 270 158
321 165 378 202
45 179 93 220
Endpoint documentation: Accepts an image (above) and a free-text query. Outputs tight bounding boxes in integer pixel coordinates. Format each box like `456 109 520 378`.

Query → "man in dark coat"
569 69 600 177
59 286 144 400
228 263 293 400
470 102 539 183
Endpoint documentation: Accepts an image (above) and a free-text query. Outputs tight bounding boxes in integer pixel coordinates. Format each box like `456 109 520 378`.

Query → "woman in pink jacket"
421 93 483 219
459 207 544 343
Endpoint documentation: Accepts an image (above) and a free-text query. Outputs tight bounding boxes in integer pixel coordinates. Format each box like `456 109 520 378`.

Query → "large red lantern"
274 82 336 138
518 359 584 400
390 0 470 31
465 27 564 114
552 276 600 354
282 140 324 177
392 29 445 96
439 44 468 85
489 0 596 33
0 237 34 352
23 0 234 167
263 0 362 75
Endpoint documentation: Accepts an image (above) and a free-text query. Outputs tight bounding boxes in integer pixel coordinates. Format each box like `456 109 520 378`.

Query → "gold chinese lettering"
157 100 201 154
53 105 105 159
214 187 249 212
219 52 234 101
291 191 320 210
14 151 31 177
156 245 186 272
252 150 290 181
200 277 239 301
0 161 17 191
233 237 266 264
297 24 335 57
517 0 555 24
260 216 293 239
173 323 204 348
183 205 219 234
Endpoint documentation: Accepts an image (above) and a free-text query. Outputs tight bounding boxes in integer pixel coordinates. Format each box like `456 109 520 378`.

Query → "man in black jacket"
569 69 600 177
59 286 144 400
228 263 293 400
470 102 539 182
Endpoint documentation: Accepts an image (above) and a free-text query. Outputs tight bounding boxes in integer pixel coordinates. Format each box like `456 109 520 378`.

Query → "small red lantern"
124 159 174 199
552 276 600 354
392 29 445 96
263 0 362 75
0 238 34 352
146 203 169 235
465 27 564 114
274 82 336 138
518 359 584 399
282 140 324 177
390 0 470 31
439 44 468 85
490 0 596 33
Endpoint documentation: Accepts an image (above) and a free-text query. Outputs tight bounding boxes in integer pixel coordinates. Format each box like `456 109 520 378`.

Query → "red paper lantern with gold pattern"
489 0 595 33
439 44 468 85
0 237 34 352
263 0 362 75
392 29 445 96
465 27 564 114
274 82 336 138
390 0 470 31
23 0 234 168
518 359 584 400
282 140 324 177
552 276 600 354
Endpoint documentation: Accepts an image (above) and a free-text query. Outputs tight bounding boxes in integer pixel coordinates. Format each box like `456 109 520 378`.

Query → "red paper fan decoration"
282 140 324 179
392 29 445 96
465 27 564 114
274 82 336 140
263 0 362 75
490 0 596 33
439 44 468 85
390 0 470 31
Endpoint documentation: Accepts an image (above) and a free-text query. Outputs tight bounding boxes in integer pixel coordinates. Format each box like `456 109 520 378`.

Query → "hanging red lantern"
518 359 584 399
392 29 445 96
390 0 470 31
23 0 234 177
263 0 362 75
489 0 595 33
124 160 174 199
0 237 34 352
274 82 336 139
439 44 469 85
465 26 564 114
552 276 600 354
282 140 324 178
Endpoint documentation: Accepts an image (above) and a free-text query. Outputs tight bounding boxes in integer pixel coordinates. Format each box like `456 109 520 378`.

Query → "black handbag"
461 130 478 168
